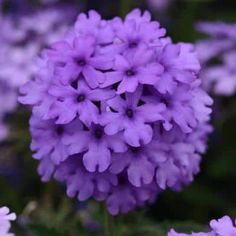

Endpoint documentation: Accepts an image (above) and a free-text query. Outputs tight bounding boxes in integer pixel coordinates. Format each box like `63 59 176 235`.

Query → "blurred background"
0 0 236 235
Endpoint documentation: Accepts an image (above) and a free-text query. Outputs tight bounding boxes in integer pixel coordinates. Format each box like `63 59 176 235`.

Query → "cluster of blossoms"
168 216 236 236
196 21 236 96
19 9 213 215
0 5 76 140
0 206 16 236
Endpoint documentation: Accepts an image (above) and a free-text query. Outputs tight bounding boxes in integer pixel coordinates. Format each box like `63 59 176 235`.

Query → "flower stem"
105 208 114 236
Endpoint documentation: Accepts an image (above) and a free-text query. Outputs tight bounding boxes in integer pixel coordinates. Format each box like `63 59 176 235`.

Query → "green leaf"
29 224 69 236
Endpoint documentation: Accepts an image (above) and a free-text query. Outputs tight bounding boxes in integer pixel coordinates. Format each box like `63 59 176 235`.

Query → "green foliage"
29 224 69 236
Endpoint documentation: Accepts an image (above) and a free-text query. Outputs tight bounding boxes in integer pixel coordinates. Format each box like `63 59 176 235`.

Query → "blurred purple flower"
0 5 77 140
19 9 212 215
0 206 16 236
0 6 77 87
148 0 172 12
0 122 8 141
0 81 17 115
0 80 17 140
196 21 236 96
168 215 236 236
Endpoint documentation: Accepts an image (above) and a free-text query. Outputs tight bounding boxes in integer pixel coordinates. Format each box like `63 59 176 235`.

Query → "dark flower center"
128 41 138 48
118 176 127 185
55 125 64 136
57 62 66 67
70 80 78 90
27 29 37 42
77 58 86 67
130 147 140 154
77 94 86 102
125 69 136 77
16 29 37 46
160 97 169 107
126 108 134 118
159 124 164 135
94 127 104 139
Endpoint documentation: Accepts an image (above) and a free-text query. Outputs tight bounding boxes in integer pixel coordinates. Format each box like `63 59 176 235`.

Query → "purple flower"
0 207 16 236
153 124 203 190
38 156 55 182
105 9 166 54
47 35 113 88
54 156 118 201
74 10 114 45
0 80 17 116
142 84 212 134
196 21 236 96
156 43 201 93
47 80 115 125
18 57 56 119
107 179 158 215
168 230 207 236
0 5 77 140
210 216 236 236
102 87 165 146
19 9 212 215
44 155 158 216
201 52 236 96
197 21 236 39
101 46 163 93
1 6 77 87
168 216 236 236
30 115 81 165
63 123 127 172
109 141 166 187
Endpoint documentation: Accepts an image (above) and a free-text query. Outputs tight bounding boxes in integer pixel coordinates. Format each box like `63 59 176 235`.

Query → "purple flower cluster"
19 9 213 215
168 216 236 236
0 6 76 87
0 6 76 140
196 22 236 96
0 206 16 236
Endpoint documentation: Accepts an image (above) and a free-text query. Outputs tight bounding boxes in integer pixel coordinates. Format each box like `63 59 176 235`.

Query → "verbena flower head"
196 21 236 96
19 9 213 215
0 207 16 236
168 216 236 236
0 5 76 140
